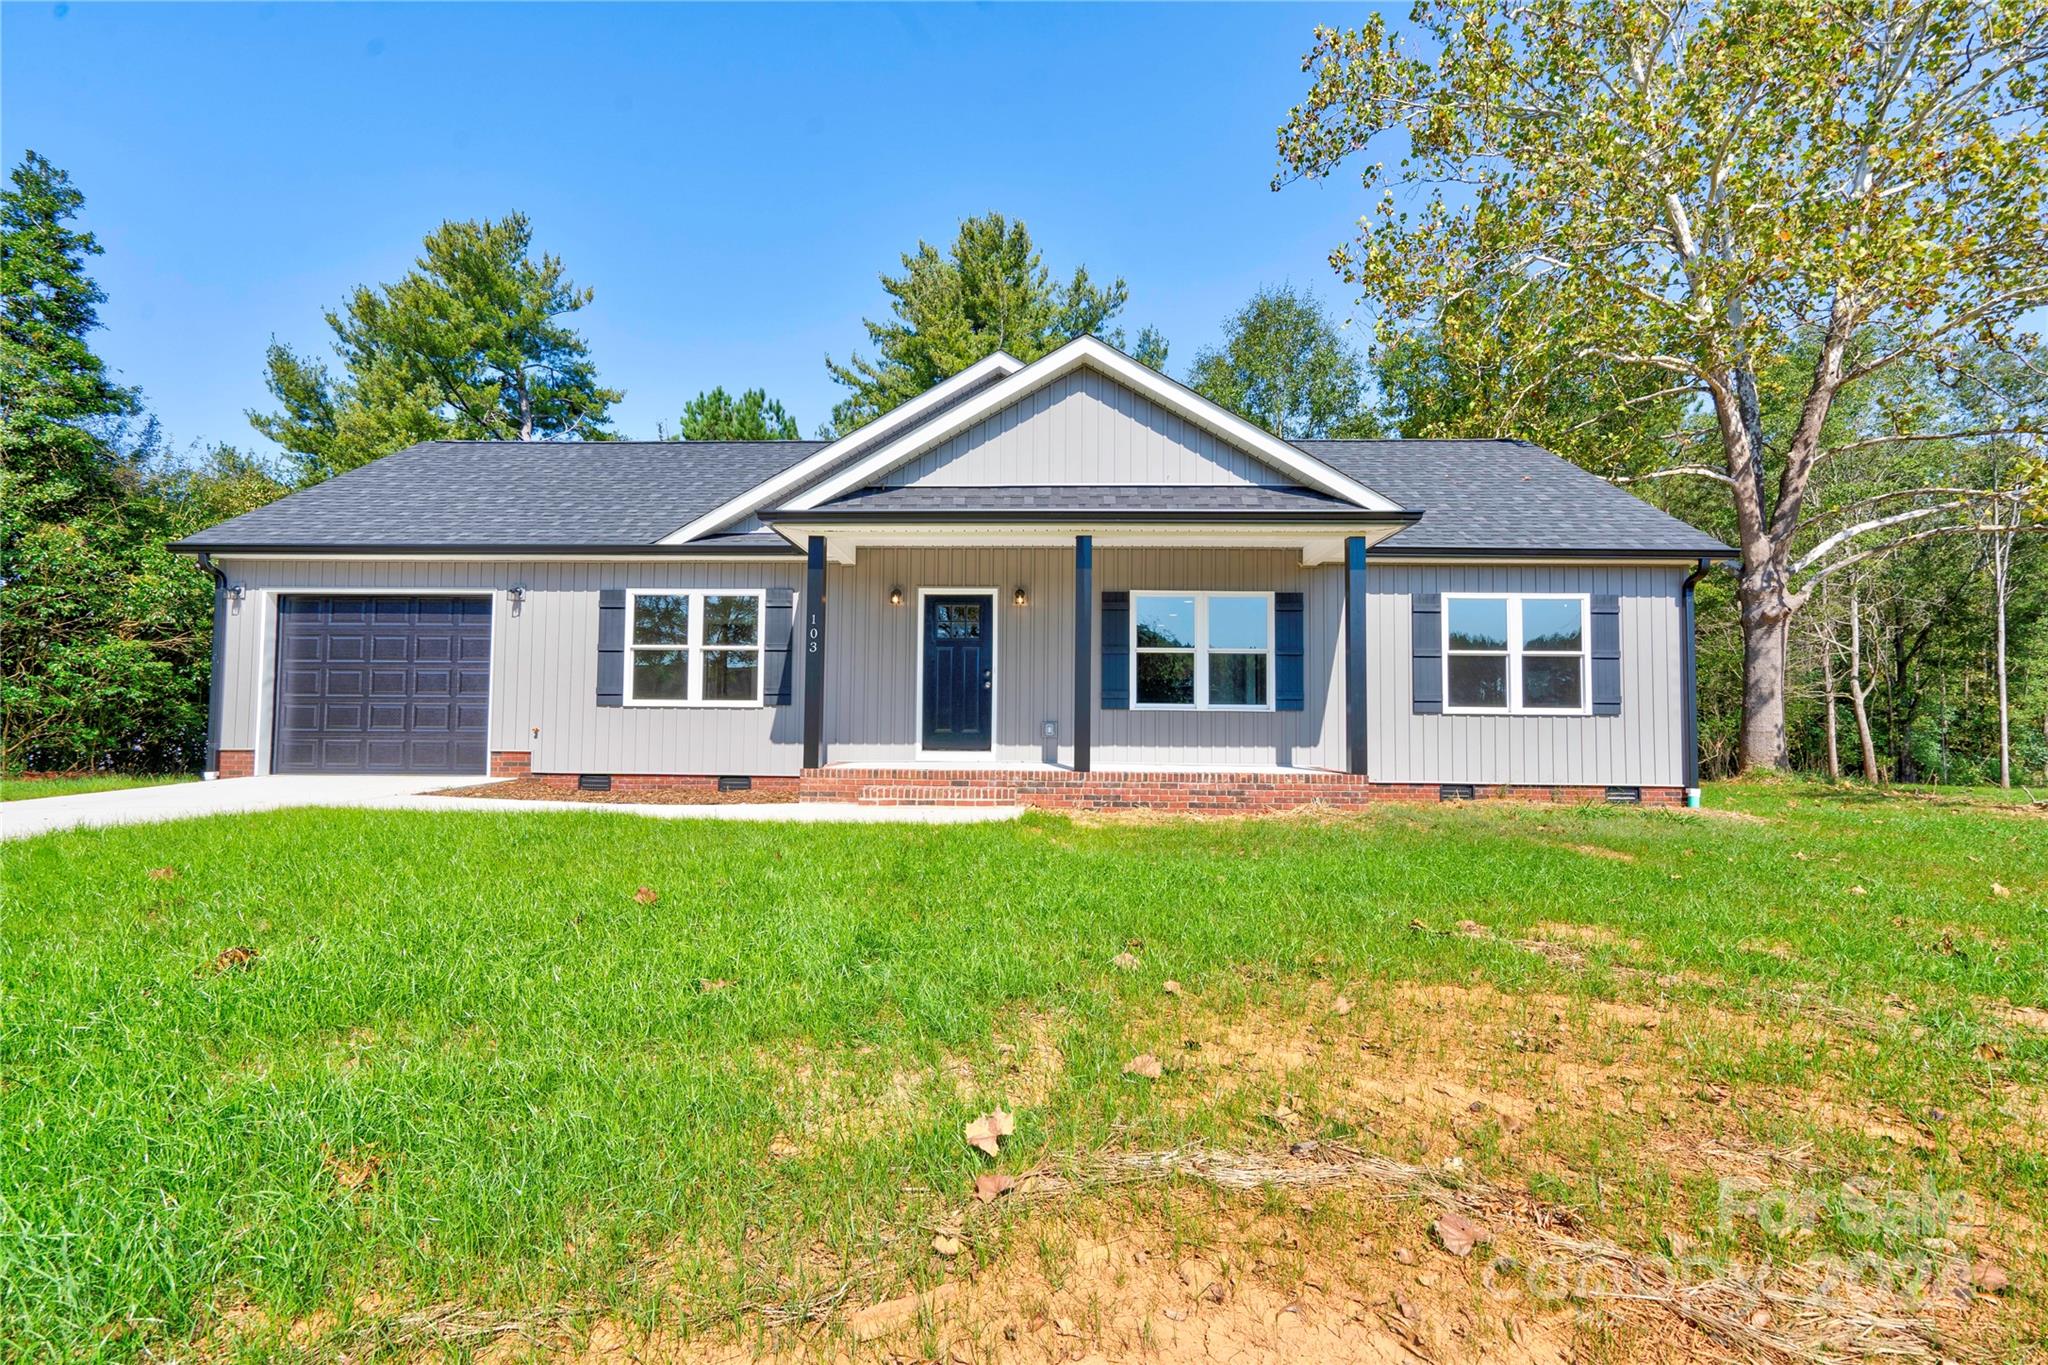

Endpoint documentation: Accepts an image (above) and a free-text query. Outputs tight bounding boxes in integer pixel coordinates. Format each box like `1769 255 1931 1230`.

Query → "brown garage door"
272 595 491 774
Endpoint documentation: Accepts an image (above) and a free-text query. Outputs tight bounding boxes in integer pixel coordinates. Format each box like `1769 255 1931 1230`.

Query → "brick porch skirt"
799 767 1684 811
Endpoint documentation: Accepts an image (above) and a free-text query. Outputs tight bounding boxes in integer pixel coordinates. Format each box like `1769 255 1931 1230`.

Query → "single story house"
174 336 1732 809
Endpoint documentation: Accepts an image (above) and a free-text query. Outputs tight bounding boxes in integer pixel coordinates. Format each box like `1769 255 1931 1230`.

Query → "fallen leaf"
931 1233 964 1257
1262 1103 1300 1130
1849 885 1867 896
1432 1212 1486 1257
1990 882 2011 898
322 1146 382 1192
633 886 659 904
1392 1247 1417 1266
1972 1261 2009 1294
971 1172 1015 1204
1332 995 1353 1017
146 866 178 882
696 977 733 993
963 1108 1015 1157
1162 979 1183 996
1111 951 1139 971
200 946 258 976
767 1134 799 1160
1123 1052 1163 1079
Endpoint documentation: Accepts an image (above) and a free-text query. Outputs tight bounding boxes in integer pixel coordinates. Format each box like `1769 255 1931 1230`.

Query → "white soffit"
778 336 1406 514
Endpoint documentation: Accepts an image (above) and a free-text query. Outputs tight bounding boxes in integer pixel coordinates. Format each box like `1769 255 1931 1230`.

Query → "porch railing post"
1073 534 1093 772
803 535 827 769
1344 535 1368 775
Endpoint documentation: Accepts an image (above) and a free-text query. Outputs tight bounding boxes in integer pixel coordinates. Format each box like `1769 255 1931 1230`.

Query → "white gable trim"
777 337 1405 514
660 350 1025 545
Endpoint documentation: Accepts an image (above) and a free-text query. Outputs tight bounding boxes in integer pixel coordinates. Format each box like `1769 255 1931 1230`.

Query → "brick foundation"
215 749 255 779
489 750 532 777
527 772 803 794
799 767 1685 812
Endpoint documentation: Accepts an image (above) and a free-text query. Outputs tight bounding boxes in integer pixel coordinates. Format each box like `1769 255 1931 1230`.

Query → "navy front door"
922 593 993 751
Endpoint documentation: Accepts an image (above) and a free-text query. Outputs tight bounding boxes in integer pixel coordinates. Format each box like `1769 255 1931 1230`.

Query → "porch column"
1344 535 1368 775
1072 534 1093 772
803 535 827 769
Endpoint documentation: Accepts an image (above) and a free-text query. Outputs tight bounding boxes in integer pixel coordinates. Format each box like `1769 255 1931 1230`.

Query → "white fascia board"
658 351 1025 545
778 337 1407 514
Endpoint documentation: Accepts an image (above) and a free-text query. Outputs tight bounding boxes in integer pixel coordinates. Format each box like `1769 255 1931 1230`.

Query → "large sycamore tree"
254 214 620 481
1277 0 2048 770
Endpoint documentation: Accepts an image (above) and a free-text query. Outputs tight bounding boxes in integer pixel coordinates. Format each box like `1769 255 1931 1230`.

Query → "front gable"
880 365 1274 489
775 336 1403 515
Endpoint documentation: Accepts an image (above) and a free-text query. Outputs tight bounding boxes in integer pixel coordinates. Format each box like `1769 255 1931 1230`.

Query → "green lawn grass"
1 782 2042 1360
0 772 196 802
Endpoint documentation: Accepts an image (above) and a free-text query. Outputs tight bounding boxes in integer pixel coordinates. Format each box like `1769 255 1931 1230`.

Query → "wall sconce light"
508 583 527 611
227 583 247 610
888 586 904 606
1012 587 1029 607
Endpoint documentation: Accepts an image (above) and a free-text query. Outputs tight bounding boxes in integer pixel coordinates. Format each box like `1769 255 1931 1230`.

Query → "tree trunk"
1822 645 1842 781
1848 585 1881 784
1738 573 1792 771
1993 521 2012 789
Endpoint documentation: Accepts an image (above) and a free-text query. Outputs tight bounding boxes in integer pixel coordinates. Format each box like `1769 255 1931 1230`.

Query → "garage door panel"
272 595 490 775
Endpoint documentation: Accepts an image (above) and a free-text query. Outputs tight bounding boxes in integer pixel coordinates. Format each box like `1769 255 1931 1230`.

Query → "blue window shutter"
1274 592 1305 712
1101 590 1129 710
763 587 795 706
1411 592 1442 714
597 588 625 707
1591 594 1622 715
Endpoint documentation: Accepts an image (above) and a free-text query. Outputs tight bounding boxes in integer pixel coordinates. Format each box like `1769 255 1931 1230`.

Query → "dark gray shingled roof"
793 483 1375 516
1302 439 1730 555
173 440 826 552
175 435 1728 557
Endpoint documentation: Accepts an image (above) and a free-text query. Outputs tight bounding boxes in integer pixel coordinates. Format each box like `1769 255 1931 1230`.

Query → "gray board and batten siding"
212 553 1690 786
212 558 807 777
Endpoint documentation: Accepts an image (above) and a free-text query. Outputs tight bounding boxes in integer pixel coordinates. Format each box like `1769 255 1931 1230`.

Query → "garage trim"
257 588 501 777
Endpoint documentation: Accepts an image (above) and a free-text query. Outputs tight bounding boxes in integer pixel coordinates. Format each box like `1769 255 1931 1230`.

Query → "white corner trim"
659 351 1026 545
779 337 1406 515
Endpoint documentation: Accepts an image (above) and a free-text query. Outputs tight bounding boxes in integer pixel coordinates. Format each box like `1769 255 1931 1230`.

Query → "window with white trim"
1443 594 1588 714
1132 591 1273 710
626 589 764 706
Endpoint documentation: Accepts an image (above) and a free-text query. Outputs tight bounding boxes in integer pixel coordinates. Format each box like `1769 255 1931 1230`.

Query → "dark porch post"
1072 534 1093 772
802 535 827 769
1344 535 1368 775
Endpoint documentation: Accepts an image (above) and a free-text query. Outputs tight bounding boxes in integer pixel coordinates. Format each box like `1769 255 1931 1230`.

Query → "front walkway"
0 775 1022 841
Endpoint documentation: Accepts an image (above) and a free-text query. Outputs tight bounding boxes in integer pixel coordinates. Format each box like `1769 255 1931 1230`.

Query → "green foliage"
1 151 289 772
1372 272 1690 477
824 212 1165 434
250 214 621 481
0 151 140 543
676 386 800 440
1277 0 2048 769
1186 284 1380 439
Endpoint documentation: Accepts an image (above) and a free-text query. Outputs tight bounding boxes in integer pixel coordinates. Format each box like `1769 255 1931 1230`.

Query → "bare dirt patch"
433 778 797 805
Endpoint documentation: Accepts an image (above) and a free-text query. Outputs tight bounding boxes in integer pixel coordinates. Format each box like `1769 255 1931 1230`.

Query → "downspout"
197 552 229 780
1679 557 1723 808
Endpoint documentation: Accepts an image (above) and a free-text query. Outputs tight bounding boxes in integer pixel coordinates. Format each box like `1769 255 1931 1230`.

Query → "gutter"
196 552 229 780
1679 556 1738 807
167 540 805 558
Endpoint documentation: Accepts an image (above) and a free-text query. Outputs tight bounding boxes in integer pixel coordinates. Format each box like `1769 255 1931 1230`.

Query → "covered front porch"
770 512 1406 782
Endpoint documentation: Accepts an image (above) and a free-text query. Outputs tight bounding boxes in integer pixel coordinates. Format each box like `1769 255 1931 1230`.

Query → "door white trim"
915 587 998 761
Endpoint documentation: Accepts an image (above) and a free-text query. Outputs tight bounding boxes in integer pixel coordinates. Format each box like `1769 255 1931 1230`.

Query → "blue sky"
5 2 1391 454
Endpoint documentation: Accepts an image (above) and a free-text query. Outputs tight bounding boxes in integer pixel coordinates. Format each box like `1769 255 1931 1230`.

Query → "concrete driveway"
1 774 462 840
2 775 1021 840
